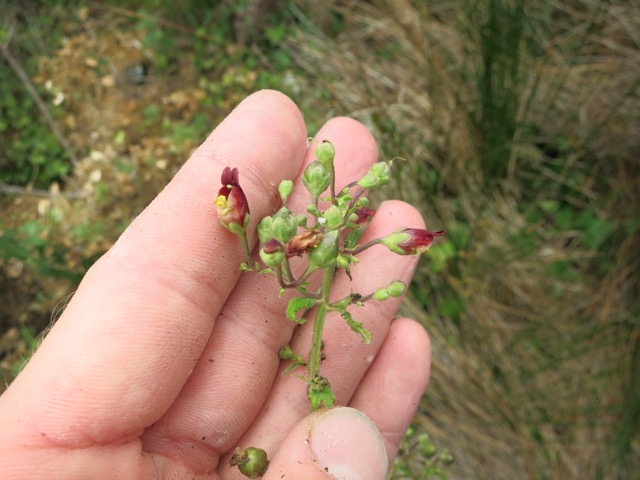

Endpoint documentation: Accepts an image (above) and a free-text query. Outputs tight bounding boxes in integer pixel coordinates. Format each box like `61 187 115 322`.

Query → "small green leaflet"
308 376 336 410
342 311 372 344
286 297 317 324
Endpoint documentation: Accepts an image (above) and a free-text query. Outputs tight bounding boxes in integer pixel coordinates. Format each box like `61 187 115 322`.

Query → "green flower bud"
355 196 369 207
315 140 335 169
278 179 294 203
387 280 406 297
307 204 321 217
270 207 298 243
421 441 437 458
336 254 350 269
357 162 391 189
308 229 339 269
230 447 269 478
323 204 343 230
257 216 273 244
271 217 290 243
302 161 330 199
278 344 294 360
259 239 285 268
438 449 454 465
372 288 389 301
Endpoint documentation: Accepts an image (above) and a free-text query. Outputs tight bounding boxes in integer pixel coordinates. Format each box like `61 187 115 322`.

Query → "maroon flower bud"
353 206 376 225
381 228 445 255
259 239 285 268
215 167 250 233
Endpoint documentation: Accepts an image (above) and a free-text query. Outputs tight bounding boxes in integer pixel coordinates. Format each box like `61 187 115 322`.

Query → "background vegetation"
1 1 638 478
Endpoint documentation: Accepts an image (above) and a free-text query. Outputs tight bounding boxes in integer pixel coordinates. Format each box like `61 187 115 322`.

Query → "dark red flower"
353 206 376 225
381 227 445 255
215 167 250 231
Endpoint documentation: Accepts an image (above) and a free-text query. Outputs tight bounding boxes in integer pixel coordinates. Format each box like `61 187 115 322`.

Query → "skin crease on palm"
0 90 432 479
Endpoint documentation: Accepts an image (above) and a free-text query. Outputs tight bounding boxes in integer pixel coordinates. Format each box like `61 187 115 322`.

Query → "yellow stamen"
215 195 227 209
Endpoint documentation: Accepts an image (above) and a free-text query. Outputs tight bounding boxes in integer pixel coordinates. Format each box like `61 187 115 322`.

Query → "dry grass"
285 0 640 478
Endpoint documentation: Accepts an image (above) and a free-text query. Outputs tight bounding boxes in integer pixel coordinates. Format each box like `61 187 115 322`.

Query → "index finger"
0 90 308 448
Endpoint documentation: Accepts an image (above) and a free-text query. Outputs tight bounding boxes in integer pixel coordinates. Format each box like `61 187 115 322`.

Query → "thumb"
264 407 388 480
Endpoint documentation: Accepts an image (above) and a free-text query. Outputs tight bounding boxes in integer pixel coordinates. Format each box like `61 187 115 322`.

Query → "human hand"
0 90 431 479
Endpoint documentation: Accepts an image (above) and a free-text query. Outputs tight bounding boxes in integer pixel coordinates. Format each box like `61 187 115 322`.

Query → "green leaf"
342 311 372 344
286 297 317 324
308 375 336 411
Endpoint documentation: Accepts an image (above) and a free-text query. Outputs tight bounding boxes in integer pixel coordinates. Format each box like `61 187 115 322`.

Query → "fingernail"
309 407 388 480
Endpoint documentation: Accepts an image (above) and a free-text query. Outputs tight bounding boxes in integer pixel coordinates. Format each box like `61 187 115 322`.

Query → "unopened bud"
259 239 285 268
387 280 406 297
278 345 294 360
278 180 294 203
315 140 335 169
357 162 391 189
302 161 330 199
323 205 343 230
257 216 273 243
439 450 454 465
270 207 298 243
372 288 389 301
355 196 370 207
336 254 350 269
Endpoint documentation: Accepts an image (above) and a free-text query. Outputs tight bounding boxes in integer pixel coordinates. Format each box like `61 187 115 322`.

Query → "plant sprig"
215 140 445 412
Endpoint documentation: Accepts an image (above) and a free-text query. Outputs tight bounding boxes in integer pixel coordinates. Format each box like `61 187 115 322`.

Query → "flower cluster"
216 141 444 478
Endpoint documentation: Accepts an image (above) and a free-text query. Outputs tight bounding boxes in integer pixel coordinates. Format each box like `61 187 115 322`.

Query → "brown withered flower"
286 230 322 258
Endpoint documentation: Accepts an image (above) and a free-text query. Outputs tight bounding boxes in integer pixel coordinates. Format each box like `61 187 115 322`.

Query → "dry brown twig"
0 20 78 167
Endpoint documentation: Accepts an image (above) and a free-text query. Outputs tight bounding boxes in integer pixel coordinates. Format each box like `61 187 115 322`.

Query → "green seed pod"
230 447 269 478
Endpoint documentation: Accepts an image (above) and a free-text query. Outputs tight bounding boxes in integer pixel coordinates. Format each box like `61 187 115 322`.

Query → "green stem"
239 231 252 265
282 257 295 284
307 265 335 382
329 164 337 205
348 237 382 255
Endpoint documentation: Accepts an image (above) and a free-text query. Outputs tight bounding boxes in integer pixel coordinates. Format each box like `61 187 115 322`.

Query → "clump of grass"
284 0 640 477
